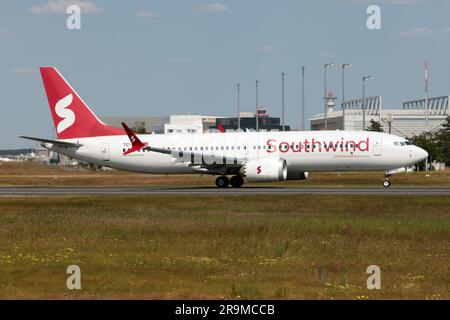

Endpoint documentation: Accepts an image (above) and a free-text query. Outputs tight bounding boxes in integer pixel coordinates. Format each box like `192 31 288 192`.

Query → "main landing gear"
215 175 244 188
383 176 391 188
215 176 229 188
230 175 244 188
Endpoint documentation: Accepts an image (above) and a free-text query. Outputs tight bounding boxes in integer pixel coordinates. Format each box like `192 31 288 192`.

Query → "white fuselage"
47 130 427 175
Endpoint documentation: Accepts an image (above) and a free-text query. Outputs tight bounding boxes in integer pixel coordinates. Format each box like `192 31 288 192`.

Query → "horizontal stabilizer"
18 136 82 147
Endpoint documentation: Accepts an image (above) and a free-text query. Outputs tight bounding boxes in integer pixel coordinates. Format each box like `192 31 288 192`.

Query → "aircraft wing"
121 122 243 174
141 145 244 173
18 136 83 147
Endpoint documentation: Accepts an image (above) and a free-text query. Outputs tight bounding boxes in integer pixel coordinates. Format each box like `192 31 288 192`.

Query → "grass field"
0 195 448 299
1 161 450 187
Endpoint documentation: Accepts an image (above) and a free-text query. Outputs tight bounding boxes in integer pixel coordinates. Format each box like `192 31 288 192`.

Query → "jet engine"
286 171 309 181
241 158 287 182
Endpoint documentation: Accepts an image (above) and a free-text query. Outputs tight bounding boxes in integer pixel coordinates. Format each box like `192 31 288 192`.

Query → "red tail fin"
40 66 123 139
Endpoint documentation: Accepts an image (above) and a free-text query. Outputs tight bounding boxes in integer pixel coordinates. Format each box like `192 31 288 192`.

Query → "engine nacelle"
241 158 287 182
286 171 309 181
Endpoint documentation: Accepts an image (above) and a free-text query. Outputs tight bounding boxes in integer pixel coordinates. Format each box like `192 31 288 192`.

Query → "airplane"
20 66 428 188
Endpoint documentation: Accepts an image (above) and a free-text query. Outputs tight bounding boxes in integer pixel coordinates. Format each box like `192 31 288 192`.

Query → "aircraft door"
373 138 382 156
101 143 110 161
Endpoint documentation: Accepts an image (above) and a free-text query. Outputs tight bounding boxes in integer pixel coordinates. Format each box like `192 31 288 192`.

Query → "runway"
0 186 449 196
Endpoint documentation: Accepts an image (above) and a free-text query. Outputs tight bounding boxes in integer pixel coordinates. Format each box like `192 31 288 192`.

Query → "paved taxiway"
0 187 449 196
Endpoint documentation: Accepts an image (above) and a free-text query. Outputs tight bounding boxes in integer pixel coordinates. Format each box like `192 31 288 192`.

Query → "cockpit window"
394 141 411 147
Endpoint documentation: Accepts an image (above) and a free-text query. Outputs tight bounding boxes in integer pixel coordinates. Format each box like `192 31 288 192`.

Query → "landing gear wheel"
215 176 230 188
230 176 244 188
383 179 391 188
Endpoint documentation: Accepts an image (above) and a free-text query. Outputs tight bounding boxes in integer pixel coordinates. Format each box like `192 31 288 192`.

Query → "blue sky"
1 0 450 148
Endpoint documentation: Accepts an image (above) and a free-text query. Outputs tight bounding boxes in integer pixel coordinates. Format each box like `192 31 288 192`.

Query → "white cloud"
137 10 156 18
398 27 438 38
11 68 38 76
256 45 275 52
29 0 103 15
200 3 228 13
172 57 191 64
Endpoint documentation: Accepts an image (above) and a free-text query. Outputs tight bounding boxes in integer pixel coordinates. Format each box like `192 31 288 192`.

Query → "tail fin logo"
55 94 75 134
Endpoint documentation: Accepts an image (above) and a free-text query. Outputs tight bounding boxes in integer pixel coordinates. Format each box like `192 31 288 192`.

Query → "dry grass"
0 161 449 187
0 195 448 300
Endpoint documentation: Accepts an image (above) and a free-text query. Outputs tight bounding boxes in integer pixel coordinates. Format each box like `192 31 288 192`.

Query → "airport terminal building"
310 96 450 138
101 108 286 134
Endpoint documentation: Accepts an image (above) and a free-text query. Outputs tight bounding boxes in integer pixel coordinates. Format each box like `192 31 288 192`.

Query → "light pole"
237 83 240 130
324 63 334 130
281 72 285 131
425 61 429 132
301 66 305 131
255 80 259 132
362 75 373 131
341 63 351 130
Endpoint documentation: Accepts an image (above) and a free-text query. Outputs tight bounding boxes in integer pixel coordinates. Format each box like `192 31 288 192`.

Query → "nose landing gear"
383 176 391 188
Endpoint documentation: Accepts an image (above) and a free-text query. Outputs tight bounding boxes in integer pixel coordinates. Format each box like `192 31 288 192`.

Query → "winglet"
121 122 147 155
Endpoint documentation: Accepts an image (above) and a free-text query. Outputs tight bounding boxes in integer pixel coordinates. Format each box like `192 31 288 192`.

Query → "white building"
102 115 221 134
164 115 219 134
310 96 450 138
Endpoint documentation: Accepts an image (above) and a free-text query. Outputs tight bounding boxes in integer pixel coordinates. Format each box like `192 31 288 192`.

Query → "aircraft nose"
414 146 428 162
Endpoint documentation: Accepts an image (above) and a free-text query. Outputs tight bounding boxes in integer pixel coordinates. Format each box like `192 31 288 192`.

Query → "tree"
366 119 383 132
409 116 450 167
436 116 450 165
410 131 442 164
131 121 148 134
